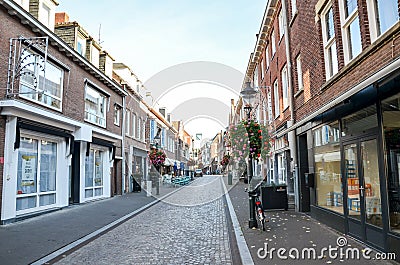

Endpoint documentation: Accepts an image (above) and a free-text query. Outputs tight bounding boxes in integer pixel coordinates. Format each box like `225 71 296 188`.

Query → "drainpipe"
122 86 126 194
282 0 299 211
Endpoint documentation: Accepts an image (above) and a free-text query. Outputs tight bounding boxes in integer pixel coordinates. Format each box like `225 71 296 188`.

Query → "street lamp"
240 81 259 229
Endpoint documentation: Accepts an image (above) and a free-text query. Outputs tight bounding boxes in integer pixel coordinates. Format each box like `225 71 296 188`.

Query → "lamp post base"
249 196 258 229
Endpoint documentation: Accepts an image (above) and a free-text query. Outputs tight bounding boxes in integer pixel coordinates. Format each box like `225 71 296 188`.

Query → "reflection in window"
84 85 107 127
314 122 343 214
382 92 400 233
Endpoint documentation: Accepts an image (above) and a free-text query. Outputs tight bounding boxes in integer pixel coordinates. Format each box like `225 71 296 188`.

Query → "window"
260 59 264 80
142 121 145 142
76 34 86 57
17 137 57 212
291 0 297 17
265 45 270 69
279 9 285 39
253 66 259 88
321 5 338 79
296 55 304 91
19 49 63 110
273 79 280 118
90 45 100 68
126 110 130 135
39 3 51 28
114 105 121 126
277 153 287 184
132 113 137 138
85 85 107 127
281 65 289 109
271 30 276 56
314 122 342 214
367 0 399 42
137 118 141 140
339 0 362 63
85 149 104 199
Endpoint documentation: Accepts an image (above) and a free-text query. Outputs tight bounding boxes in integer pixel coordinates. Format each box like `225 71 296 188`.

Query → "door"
344 137 384 248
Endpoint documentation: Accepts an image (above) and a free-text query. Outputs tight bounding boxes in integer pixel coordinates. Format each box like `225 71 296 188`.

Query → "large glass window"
16 137 57 211
340 0 362 63
321 5 338 79
84 85 107 127
314 122 342 214
85 149 104 199
382 92 400 233
20 49 63 110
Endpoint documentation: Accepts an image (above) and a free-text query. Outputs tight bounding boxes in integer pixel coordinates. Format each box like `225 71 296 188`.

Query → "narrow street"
54 176 234 265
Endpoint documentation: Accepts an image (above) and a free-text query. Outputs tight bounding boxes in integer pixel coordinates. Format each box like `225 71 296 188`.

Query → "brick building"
244 0 400 257
0 0 126 223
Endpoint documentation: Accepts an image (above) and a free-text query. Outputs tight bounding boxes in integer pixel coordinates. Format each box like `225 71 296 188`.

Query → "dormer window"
77 34 86 57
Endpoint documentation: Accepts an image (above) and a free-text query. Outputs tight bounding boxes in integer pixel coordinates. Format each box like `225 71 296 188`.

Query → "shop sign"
21 155 36 186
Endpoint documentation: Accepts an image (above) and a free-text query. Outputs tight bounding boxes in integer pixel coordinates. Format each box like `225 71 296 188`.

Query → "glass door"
344 138 383 247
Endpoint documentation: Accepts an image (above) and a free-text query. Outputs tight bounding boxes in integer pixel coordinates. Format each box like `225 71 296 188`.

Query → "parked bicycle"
246 180 268 231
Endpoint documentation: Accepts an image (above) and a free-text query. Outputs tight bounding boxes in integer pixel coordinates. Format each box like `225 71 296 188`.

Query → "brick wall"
54 25 76 48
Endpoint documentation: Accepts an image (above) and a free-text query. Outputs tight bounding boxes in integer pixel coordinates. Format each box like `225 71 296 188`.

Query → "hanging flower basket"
148 149 166 167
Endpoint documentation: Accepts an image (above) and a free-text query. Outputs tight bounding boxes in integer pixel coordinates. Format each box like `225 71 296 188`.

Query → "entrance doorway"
343 137 384 249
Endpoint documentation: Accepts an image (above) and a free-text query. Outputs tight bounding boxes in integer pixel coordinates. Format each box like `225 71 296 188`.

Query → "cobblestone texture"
55 176 232 265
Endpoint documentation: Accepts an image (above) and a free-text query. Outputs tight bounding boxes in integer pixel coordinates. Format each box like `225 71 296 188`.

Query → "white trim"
0 100 122 141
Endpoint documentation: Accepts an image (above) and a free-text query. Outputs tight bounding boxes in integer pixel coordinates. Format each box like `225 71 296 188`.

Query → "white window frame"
114 105 120 126
291 0 297 17
253 66 259 88
84 84 107 128
76 33 86 57
279 9 285 39
125 110 130 135
273 79 280 118
281 65 289 109
296 54 304 91
39 3 51 28
138 118 141 140
132 113 137 138
19 49 64 111
84 148 105 200
265 45 270 69
366 0 399 42
321 4 339 80
271 30 276 56
260 59 264 80
339 0 362 64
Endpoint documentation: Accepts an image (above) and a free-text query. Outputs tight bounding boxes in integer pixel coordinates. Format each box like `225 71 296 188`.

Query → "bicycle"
246 180 268 231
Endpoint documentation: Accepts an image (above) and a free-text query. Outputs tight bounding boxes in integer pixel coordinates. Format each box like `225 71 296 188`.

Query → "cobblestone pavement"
55 176 233 265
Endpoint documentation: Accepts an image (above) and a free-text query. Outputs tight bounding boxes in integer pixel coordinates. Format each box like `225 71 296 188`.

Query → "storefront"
1 117 70 223
298 73 400 254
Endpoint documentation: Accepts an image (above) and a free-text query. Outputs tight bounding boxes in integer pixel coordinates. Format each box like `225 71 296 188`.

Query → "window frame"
273 79 280 118
366 0 399 42
19 48 64 111
339 0 362 64
271 29 276 56
84 84 108 128
281 65 289 109
291 0 297 17
296 54 304 91
114 104 121 126
279 9 285 39
321 4 339 80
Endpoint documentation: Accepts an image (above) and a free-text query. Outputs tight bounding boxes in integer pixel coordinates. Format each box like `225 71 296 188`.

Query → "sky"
57 0 266 140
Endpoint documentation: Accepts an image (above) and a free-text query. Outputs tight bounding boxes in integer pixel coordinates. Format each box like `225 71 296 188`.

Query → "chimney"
55 12 69 23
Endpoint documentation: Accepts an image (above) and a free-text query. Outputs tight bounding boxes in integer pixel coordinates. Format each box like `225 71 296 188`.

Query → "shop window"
84 85 107 127
321 4 338 79
19 49 64 110
367 0 399 42
85 149 104 199
16 137 57 212
341 104 378 136
382 92 400 233
339 0 362 63
314 121 343 214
